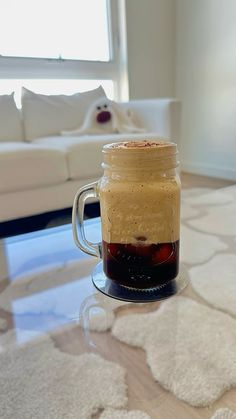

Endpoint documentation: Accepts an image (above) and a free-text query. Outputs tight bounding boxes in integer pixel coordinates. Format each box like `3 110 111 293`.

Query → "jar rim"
103 139 177 155
102 140 179 172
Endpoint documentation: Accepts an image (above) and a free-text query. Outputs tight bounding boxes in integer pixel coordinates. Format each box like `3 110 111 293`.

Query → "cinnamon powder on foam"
107 140 171 149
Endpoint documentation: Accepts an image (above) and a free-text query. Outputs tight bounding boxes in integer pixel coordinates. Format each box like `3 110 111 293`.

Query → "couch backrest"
121 98 181 148
0 91 181 147
21 86 107 141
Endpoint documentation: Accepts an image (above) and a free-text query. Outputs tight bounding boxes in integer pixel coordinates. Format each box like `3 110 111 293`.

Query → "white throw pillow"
21 86 107 141
0 93 24 142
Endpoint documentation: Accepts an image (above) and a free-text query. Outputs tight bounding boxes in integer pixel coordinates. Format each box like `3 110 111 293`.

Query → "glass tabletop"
0 185 236 419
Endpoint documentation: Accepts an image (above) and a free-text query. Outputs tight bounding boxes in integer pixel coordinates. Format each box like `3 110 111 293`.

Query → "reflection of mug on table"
72 140 180 290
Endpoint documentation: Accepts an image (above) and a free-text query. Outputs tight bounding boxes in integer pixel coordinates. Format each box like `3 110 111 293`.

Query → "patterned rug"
1 185 236 415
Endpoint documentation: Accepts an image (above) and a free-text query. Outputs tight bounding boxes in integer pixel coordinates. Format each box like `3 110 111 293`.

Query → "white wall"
125 0 175 99
176 0 236 180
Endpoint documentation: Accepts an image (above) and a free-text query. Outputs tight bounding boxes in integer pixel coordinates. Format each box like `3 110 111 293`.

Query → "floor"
180 172 235 189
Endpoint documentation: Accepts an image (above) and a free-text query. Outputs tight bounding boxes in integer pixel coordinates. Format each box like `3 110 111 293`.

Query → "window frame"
0 0 128 101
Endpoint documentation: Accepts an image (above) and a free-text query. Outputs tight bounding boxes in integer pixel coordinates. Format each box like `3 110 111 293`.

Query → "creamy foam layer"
99 178 180 244
100 140 180 244
102 140 178 171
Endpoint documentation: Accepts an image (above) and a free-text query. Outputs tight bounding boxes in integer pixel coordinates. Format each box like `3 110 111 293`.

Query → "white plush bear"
61 97 146 136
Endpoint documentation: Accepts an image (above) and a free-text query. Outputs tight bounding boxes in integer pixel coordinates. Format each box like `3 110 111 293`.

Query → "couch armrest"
121 98 181 149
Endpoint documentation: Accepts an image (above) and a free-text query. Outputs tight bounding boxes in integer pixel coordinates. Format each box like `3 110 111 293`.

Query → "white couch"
0 89 181 223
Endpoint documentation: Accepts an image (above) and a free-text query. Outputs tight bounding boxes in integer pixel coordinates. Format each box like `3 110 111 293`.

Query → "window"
0 0 128 101
0 0 110 61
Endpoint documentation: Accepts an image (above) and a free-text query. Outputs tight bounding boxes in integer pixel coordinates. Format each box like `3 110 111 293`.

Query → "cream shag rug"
188 202 236 236
183 189 234 206
181 187 214 200
100 408 150 419
190 253 236 317
0 334 127 419
211 408 236 419
180 225 227 265
112 296 236 407
181 203 200 220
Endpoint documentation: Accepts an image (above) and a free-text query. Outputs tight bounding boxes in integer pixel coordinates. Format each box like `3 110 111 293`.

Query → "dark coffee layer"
102 240 179 289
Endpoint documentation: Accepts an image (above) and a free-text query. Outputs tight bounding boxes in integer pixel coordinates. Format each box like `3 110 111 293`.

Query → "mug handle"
72 181 102 258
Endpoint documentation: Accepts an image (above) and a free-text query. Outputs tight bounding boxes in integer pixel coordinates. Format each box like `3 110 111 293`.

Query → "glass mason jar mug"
72 140 181 291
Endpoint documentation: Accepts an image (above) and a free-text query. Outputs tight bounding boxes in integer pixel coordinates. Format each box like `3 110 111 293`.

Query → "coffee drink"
99 140 180 289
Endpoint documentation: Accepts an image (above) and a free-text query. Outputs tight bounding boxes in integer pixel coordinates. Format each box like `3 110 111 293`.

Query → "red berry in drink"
152 243 174 265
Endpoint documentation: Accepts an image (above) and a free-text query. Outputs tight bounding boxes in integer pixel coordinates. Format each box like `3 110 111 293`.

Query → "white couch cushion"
34 132 163 180
0 94 24 142
22 86 106 141
0 143 68 193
